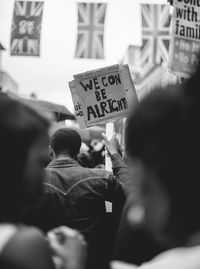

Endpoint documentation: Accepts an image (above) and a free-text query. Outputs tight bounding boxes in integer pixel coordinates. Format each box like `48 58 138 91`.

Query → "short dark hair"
50 128 82 158
126 86 183 171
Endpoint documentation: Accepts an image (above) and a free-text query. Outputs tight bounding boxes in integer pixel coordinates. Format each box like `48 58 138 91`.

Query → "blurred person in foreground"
0 93 86 269
25 127 128 269
111 66 200 269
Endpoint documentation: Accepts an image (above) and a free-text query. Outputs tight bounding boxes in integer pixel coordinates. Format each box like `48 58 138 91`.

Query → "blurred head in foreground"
0 93 49 222
126 80 200 246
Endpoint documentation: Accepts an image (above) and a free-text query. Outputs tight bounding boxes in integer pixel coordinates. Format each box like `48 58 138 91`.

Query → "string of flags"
9 1 200 79
10 1 107 58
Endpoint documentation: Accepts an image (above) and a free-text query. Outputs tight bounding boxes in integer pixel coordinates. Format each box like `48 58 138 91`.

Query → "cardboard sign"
69 64 137 128
169 0 200 77
68 80 87 128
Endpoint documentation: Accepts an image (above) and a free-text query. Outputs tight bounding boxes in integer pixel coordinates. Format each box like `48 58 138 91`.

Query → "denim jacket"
41 153 127 237
22 153 128 269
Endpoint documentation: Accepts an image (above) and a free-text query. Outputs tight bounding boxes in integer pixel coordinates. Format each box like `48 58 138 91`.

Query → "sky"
0 0 166 113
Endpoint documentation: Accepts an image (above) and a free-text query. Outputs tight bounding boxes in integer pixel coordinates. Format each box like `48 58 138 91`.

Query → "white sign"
169 0 200 77
69 64 137 128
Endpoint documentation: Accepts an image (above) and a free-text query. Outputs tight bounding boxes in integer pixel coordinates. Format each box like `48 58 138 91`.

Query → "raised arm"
103 133 130 193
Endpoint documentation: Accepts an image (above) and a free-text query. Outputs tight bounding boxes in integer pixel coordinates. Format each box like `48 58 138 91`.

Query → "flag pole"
105 122 114 213
105 122 114 171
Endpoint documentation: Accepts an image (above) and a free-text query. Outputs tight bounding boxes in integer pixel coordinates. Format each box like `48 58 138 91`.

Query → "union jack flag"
75 3 107 59
10 1 44 56
139 4 170 75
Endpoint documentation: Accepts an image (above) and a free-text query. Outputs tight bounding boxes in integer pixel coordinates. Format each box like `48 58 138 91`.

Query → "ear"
126 157 147 226
49 146 54 160
128 157 147 183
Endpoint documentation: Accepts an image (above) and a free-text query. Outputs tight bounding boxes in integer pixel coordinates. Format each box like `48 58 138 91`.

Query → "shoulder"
139 246 200 269
81 168 118 192
1 226 54 269
87 167 112 180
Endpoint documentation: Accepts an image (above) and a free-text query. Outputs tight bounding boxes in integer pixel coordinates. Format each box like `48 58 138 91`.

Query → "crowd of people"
0 59 200 269
77 139 105 169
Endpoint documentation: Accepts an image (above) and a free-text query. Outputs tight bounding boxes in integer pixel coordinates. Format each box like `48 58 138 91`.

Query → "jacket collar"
47 158 80 168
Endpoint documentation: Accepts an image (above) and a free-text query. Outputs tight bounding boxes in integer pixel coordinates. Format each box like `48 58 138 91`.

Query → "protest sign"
169 0 200 77
68 80 86 128
69 64 137 128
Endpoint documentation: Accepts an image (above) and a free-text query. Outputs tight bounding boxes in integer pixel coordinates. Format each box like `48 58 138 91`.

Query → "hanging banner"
169 0 200 77
140 4 171 75
69 64 137 128
10 1 44 56
75 3 107 59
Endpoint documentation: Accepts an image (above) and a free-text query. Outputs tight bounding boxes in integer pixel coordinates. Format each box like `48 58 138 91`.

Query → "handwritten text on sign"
71 65 129 128
79 74 127 121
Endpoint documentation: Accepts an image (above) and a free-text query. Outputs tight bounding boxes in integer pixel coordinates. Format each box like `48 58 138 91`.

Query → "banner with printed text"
10 1 44 56
69 64 138 128
169 0 200 77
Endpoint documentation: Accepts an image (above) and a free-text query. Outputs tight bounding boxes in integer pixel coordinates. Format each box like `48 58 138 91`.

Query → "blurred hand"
47 226 87 269
102 133 120 156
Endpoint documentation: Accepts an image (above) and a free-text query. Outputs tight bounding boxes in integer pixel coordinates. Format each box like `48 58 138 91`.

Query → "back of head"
184 56 200 103
50 128 82 158
0 93 49 220
126 85 183 175
182 59 200 167
126 85 200 243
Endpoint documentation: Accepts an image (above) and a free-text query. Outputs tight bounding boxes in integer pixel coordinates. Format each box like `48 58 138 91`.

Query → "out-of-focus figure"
0 93 86 269
24 127 128 269
112 61 200 268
